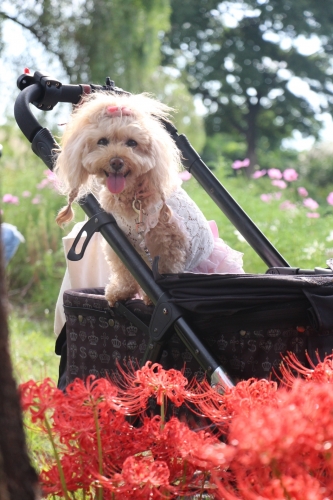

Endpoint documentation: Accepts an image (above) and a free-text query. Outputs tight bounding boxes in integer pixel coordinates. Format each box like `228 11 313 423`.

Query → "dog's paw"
105 286 129 307
142 293 153 306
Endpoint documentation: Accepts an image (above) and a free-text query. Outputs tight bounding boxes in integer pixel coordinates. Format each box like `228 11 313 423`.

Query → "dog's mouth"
104 170 130 194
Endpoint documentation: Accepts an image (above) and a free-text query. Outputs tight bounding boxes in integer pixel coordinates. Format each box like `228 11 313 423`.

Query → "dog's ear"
55 135 91 193
56 187 79 227
148 125 182 198
55 131 91 226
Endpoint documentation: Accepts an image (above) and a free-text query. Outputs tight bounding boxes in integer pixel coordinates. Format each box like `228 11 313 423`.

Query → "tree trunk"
0 235 39 499
245 99 260 176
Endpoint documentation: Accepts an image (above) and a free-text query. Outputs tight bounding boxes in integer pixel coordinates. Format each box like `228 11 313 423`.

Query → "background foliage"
1 0 333 338
3 0 333 168
163 0 333 172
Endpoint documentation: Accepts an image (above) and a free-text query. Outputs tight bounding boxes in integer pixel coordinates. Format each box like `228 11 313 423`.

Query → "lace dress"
111 187 244 274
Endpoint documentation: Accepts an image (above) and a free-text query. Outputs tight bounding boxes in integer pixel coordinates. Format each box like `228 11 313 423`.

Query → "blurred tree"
162 0 333 173
0 0 170 91
299 142 333 189
145 69 206 150
0 0 206 150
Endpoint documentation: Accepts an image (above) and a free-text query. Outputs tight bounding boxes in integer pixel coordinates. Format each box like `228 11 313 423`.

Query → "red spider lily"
21 356 333 499
215 472 326 500
114 361 190 415
279 351 333 385
61 375 123 416
121 455 170 487
187 377 278 433
39 452 93 497
51 376 126 447
132 416 227 497
98 455 172 499
19 378 65 423
213 379 333 499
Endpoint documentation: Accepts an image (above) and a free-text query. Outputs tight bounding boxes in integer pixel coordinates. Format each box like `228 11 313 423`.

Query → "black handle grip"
31 128 59 171
14 83 44 142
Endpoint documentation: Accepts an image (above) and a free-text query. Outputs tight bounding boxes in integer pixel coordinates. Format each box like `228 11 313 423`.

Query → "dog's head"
55 93 182 225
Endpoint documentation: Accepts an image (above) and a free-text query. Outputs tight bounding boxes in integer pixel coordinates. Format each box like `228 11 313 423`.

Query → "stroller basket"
14 70 333 389
57 272 333 389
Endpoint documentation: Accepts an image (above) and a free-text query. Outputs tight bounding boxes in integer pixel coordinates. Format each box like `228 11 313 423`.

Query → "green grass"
9 312 59 384
183 168 333 273
1 124 81 317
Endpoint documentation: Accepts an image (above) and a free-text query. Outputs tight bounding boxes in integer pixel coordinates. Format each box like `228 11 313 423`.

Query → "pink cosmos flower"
44 169 57 181
297 187 308 198
327 192 333 206
303 198 319 210
252 169 267 179
37 169 60 191
260 194 273 202
2 194 19 204
232 158 250 169
283 168 298 182
267 168 283 180
306 212 320 218
178 171 192 182
22 191 31 197
37 178 49 189
32 196 42 205
280 201 297 210
271 180 287 189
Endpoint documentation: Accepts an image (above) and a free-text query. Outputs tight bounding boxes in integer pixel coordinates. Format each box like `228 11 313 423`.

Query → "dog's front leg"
104 246 140 306
145 208 189 274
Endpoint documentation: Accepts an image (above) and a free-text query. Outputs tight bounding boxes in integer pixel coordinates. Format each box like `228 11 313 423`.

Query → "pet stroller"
14 70 333 393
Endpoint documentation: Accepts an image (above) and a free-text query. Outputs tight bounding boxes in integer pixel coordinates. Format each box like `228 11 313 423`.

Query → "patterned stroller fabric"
59 273 333 388
154 272 333 381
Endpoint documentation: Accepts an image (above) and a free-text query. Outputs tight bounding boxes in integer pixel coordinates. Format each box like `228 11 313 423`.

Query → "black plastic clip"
115 301 150 336
148 293 182 342
67 211 117 261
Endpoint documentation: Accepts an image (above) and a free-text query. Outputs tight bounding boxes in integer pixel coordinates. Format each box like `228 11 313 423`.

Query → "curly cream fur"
55 92 181 205
55 92 187 305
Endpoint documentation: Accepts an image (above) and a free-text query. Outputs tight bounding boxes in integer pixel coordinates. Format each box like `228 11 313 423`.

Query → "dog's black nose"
110 157 124 171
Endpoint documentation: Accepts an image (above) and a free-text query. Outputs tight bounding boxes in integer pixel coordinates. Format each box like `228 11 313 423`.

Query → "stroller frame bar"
162 121 289 269
13 71 291 389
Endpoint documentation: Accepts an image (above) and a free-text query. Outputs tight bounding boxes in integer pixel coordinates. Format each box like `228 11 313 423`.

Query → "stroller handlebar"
14 83 44 143
14 70 130 170
15 70 129 144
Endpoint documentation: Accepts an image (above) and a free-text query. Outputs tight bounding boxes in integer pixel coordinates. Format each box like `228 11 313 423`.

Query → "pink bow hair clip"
106 106 132 117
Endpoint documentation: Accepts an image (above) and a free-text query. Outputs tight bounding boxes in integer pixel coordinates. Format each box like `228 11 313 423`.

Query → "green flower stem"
77 443 86 500
180 460 188 500
44 416 70 500
93 405 103 500
160 393 165 430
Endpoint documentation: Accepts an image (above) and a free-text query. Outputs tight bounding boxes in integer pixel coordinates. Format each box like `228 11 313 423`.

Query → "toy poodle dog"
55 92 244 306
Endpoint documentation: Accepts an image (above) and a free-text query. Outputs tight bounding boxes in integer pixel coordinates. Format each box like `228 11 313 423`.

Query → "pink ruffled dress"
192 220 244 274
166 189 244 274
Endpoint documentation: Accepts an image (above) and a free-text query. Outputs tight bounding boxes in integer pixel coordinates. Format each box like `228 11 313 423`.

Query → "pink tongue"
106 173 126 194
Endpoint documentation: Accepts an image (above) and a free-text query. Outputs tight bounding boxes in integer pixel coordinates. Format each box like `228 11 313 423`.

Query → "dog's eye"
97 138 109 146
126 139 137 148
